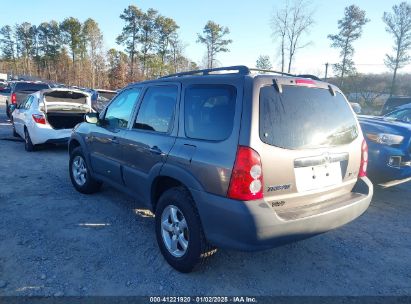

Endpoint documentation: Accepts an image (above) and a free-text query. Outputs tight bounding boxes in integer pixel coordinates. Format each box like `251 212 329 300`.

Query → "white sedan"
12 88 93 151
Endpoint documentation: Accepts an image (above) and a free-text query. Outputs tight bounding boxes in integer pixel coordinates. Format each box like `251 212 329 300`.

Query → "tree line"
257 1 411 97
2 2 411 97
0 5 233 90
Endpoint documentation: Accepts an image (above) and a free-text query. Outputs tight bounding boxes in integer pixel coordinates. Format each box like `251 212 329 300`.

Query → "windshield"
259 85 359 150
384 108 411 123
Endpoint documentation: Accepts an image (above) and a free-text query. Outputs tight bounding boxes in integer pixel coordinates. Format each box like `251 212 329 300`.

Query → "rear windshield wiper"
273 79 283 94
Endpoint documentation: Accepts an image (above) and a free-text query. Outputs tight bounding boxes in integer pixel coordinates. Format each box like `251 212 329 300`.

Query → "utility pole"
324 63 329 81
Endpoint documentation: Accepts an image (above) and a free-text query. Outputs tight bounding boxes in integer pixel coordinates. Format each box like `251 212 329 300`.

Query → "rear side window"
134 85 178 133
24 96 34 109
260 85 358 149
184 85 236 141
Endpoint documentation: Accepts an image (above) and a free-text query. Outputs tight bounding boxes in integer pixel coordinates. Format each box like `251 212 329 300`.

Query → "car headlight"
366 133 404 146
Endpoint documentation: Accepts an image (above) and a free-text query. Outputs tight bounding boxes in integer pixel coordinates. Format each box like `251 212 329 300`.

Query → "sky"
1 0 406 77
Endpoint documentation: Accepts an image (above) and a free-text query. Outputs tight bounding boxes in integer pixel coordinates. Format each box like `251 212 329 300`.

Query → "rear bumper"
29 125 72 145
192 177 373 251
44 137 70 144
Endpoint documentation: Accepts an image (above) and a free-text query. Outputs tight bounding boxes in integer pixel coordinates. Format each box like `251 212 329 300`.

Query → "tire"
24 128 36 152
6 102 10 119
69 147 101 194
12 120 18 138
155 187 214 273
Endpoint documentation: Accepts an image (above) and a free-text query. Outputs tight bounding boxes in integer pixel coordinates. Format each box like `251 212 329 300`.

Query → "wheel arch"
68 138 81 155
150 164 205 212
68 135 94 174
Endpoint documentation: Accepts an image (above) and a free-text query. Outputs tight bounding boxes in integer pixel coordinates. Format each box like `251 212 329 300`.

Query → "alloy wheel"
161 205 189 258
72 155 87 186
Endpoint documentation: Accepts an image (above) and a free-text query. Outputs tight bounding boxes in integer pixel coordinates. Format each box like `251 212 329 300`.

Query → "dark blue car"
359 104 411 187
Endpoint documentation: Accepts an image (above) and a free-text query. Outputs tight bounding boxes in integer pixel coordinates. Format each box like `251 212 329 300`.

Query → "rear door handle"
149 146 165 156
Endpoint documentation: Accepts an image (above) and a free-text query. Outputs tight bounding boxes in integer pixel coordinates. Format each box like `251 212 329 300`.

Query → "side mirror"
85 112 98 124
9 104 16 113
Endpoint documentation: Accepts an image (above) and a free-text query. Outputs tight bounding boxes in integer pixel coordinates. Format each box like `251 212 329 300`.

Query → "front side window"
184 85 237 141
104 88 141 129
134 86 178 133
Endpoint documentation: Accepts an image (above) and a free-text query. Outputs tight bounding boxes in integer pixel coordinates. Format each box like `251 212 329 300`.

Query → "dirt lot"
0 97 410 297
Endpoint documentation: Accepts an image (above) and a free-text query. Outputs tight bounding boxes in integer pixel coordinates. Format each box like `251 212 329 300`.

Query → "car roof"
13 81 49 85
125 65 329 89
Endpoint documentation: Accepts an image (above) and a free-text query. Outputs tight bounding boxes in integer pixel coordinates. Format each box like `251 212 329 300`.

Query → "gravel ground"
0 97 410 297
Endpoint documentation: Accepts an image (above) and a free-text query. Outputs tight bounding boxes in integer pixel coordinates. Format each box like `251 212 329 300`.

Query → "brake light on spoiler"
295 79 316 87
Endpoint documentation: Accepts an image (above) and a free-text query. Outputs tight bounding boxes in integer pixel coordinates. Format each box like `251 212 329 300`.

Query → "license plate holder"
295 162 342 192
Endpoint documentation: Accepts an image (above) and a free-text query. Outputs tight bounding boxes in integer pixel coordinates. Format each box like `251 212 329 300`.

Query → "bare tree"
271 0 314 73
383 2 411 96
271 2 289 72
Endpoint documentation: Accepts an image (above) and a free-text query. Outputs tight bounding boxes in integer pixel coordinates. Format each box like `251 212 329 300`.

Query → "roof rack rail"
248 68 295 77
159 65 250 78
159 66 323 82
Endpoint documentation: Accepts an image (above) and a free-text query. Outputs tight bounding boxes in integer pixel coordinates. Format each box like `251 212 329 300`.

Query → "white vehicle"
0 72 7 82
12 88 93 151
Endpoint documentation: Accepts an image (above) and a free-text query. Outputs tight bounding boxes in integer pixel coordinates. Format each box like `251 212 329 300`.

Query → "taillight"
32 114 46 125
359 139 368 177
227 146 264 201
295 79 316 86
11 93 16 104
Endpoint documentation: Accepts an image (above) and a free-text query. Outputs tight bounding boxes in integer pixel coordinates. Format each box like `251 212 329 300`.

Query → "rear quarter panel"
166 76 245 196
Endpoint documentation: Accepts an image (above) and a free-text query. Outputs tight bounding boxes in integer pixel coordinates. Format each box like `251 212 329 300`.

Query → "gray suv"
68 66 373 272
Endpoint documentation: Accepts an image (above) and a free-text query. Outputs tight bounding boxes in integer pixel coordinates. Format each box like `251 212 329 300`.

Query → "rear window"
184 84 236 141
15 82 49 92
260 85 358 149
